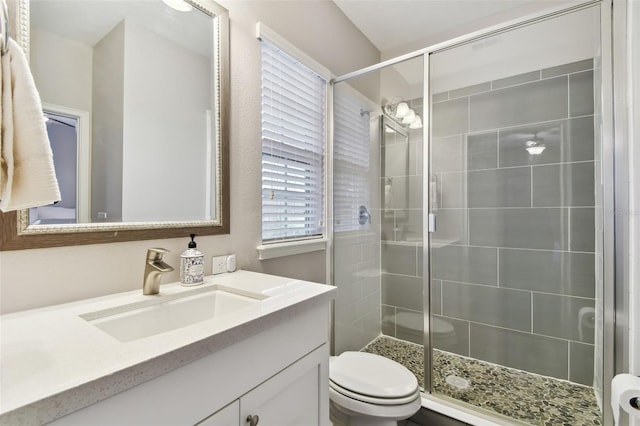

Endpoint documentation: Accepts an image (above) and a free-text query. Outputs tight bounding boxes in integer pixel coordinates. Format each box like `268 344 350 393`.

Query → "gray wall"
382 59 597 386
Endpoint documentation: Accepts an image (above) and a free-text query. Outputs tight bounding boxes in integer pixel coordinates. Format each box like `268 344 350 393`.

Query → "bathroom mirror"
0 0 230 250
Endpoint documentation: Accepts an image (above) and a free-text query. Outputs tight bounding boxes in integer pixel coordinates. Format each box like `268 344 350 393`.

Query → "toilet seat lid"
330 352 418 398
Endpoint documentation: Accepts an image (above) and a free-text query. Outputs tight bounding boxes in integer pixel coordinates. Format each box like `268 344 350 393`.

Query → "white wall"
376 3 595 97
92 22 125 222
380 1 575 61
30 28 93 113
628 0 640 382
0 0 380 314
121 21 209 222
380 61 422 106
625 2 639 425
429 6 597 93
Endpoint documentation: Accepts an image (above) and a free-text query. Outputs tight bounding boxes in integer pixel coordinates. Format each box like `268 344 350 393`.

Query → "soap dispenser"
180 234 204 286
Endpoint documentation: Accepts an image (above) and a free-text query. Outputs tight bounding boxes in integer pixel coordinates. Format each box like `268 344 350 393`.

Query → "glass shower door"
332 56 426 383
427 6 603 424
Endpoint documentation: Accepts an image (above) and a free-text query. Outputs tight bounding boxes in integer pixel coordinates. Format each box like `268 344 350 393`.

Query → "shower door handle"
428 213 436 233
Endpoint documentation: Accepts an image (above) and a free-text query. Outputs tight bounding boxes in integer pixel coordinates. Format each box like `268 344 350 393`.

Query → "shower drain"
445 374 471 390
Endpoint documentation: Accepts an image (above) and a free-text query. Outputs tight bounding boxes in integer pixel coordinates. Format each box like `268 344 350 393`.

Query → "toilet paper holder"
611 373 640 425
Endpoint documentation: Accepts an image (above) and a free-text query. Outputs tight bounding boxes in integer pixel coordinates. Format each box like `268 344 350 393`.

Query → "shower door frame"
331 0 621 424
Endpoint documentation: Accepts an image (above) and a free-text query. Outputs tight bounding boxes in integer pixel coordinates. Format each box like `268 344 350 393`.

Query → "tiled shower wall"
333 84 382 355
334 231 381 354
381 59 597 386
380 99 425 345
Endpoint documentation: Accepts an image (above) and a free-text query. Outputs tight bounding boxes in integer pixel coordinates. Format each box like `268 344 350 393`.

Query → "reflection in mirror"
0 0 229 250
29 0 219 225
29 104 88 225
380 115 408 220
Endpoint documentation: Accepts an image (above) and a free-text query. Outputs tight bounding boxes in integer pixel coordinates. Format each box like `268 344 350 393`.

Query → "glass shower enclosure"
331 2 612 425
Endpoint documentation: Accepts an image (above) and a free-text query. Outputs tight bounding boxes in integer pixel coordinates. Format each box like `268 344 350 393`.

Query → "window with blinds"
333 87 371 233
261 39 327 242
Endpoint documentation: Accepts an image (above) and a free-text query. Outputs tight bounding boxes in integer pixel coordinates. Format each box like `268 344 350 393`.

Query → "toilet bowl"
329 351 421 426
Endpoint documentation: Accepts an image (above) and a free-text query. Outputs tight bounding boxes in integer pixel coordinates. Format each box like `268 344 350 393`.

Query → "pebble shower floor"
362 336 602 425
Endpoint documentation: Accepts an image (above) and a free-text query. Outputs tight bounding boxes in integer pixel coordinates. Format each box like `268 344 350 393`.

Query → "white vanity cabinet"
198 401 240 426
48 302 331 426
198 344 327 426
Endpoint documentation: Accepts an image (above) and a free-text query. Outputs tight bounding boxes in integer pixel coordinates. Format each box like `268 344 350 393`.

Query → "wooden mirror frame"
0 0 230 251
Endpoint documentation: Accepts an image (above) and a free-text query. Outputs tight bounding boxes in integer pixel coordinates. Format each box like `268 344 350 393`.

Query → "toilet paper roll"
611 373 640 425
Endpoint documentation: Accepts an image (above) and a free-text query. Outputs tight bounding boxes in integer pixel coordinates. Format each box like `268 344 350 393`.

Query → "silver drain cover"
445 374 470 390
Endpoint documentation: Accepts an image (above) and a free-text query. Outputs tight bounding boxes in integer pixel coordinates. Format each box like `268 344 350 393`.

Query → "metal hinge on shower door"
428 213 436 233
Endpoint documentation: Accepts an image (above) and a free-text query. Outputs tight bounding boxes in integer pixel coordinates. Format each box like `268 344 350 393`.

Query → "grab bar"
1 0 8 55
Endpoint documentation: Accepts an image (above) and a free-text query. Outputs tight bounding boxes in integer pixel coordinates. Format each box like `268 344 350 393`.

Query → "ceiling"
30 0 213 57
332 0 567 55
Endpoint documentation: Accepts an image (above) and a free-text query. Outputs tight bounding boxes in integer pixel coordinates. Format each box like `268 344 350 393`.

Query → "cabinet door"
196 400 240 426
240 344 329 426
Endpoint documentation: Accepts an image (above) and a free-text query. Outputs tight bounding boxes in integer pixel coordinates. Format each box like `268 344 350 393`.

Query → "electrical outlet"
212 255 227 275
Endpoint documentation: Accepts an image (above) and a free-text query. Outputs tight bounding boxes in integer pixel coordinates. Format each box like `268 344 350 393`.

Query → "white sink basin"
81 285 266 342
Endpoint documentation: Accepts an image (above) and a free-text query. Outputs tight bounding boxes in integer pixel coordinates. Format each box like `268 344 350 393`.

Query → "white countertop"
0 270 336 425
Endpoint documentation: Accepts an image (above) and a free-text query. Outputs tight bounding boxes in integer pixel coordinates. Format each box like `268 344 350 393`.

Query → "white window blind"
261 39 327 242
333 88 371 233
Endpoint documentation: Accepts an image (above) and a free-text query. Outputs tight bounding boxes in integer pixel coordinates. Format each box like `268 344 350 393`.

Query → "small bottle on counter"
180 234 204 286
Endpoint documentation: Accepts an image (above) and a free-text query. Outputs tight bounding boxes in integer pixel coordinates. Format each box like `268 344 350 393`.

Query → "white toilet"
329 351 422 426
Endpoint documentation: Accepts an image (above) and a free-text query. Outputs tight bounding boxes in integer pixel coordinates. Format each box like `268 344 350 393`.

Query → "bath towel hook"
0 0 8 55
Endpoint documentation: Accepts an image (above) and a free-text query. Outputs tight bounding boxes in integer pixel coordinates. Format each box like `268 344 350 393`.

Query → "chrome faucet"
143 248 174 295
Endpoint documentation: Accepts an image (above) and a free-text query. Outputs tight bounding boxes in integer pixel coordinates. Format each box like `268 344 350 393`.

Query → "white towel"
0 38 60 212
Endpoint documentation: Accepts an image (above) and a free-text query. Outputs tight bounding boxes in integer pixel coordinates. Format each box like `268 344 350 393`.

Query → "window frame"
256 23 331 258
